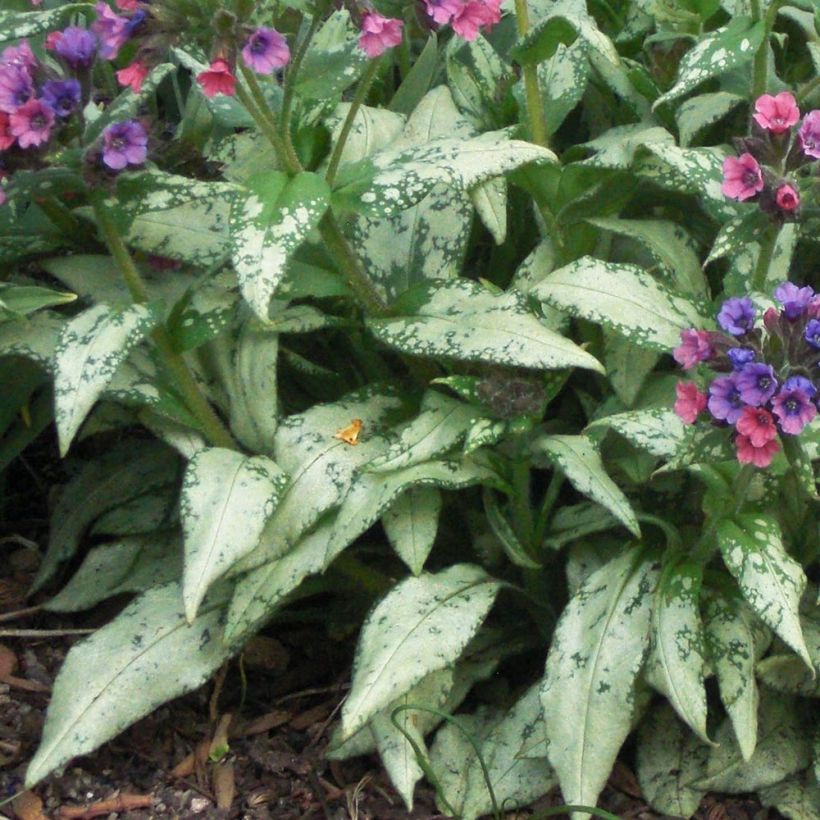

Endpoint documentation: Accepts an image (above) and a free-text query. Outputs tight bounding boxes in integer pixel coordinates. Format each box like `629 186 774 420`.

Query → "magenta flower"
116 60 150 93
735 433 779 468
775 183 799 212
9 98 55 148
452 0 499 40
241 27 290 74
673 329 713 369
101 119 147 169
673 382 707 424
774 282 814 319
798 110 820 160
196 59 236 98
736 406 777 447
56 26 99 69
2 41 37 75
0 65 33 114
717 296 755 336
736 362 778 406
708 374 744 424
423 0 464 25
772 387 817 434
358 13 403 58
92 3 130 60
721 153 764 201
45 32 63 51
0 111 15 150
753 92 799 134
116 0 140 8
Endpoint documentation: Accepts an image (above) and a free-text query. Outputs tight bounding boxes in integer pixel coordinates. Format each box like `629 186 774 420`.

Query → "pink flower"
775 183 799 212
735 406 777 447
116 59 149 93
116 0 140 8
735 434 779 468
241 27 290 75
721 153 764 201
674 381 707 424
452 0 498 40
2 41 38 75
673 329 713 370
91 2 130 60
358 13 403 58
798 110 820 160
753 92 799 134
423 0 464 25
45 31 63 51
9 98 55 148
0 112 15 150
196 59 236 98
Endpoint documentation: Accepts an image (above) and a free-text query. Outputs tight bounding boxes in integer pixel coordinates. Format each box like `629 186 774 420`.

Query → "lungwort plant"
1 0 819 816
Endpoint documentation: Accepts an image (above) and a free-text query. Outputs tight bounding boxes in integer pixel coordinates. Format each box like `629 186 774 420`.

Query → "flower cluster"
673 284 820 468
421 0 501 42
721 92 819 220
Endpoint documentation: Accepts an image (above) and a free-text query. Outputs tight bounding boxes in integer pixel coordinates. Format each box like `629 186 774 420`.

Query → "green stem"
514 0 549 148
750 0 768 99
92 201 238 450
512 458 534 548
281 13 322 139
797 74 820 104
36 196 82 236
326 58 380 186
533 470 564 548
750 224 779 292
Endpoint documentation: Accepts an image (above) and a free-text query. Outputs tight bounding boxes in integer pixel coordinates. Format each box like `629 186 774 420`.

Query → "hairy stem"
93 201 238 450
514 0 549 148
281 14 322 138
751 223 779 292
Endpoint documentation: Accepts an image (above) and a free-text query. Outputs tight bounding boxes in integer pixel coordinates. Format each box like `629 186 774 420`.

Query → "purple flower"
783 375 816 398
736 362 778 406
798 110 820 160
92 3 130 60
708 375 745 424
8 98 55 148
727 348 756 370
772 387 817 434
0 64 33 113
101 119 147 169
41 79 81 118
717 297 756 336
805 319 820 350
125 9 148 36
55 26 99 70
774 281 814 320
241 27 290 75
673 329 713 370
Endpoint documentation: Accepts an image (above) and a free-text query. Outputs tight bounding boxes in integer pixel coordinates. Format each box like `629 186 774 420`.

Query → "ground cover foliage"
0 0 818 816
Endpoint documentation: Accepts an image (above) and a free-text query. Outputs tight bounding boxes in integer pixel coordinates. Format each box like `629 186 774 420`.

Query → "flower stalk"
513 0 548 148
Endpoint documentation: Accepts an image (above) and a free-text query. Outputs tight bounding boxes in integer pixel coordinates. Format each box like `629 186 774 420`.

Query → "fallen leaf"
170 751 195 779
57 793 153 818
212 762 236 810
242 636 290 671
13 790 47 820
290 702 331 731
0 643 17 678
3 674 50 693
334 419 363 445
243 709 291 736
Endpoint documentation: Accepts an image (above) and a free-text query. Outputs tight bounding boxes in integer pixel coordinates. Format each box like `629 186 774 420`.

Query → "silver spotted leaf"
759 773 820 820
717 515 812 671
368 279 604 373
644 559 710 743
341 563 500 740
535 256 705 351
535 434 640 536
382 486 442 575
677 92 745 148
181 447 287 622
230 171 330 321
756 608 820 697
586 409 687 459
54 303 159 455
636 702 709 818
26 582 234 786
0 5 90 42
0 311 64 369
541 547 659 817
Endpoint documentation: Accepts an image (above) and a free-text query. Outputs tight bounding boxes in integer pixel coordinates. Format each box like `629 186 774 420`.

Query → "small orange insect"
334 418 363 445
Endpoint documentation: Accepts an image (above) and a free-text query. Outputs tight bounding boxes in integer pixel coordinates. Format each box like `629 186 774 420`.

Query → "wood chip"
212 761 236 810
1 674 50 693
12 790 47 820
243 709 291 736
57 793 153 818
289 702 331 731
0 643 16 678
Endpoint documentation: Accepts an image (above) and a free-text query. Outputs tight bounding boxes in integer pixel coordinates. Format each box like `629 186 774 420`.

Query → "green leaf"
676 92 745 147
0 283 76 319
25 582 234 787
483 489 541 569
539 40 589 138
390 34 439 115
326 103 405 166
546 503 619 551
461 684 557 820
535 434 640 536
541 547 659 816
756 609 820 697
92 485 177 537
585 217 708 298
717 515 812 671
703 594 764 761
653 18 764 109
53 303 159 455
759 773 820 820
225 521 331 644
644 560 710 743
341 564 500 740
636 702 708 818
0 311 64 369
704 209 768 266
694 691 812 793
33 442 179 591
230 171 330 321
0 5 92 42
46 532 182 613
587 409 687 459
382 487 442 575
368 279 604 373
180 447 287 622
534 256 705 351
325 459 496 566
